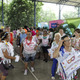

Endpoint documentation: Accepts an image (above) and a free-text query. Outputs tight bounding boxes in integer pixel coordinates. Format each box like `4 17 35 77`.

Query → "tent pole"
78 7 80 17
2 0 4 26
59 4 61 20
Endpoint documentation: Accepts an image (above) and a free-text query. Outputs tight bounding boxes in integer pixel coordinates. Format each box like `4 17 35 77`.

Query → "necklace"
26 36 32 45
43 36 47 39
4 40 8 45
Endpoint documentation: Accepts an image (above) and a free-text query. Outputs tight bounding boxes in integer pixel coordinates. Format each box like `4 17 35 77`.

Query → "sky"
42 2 78 19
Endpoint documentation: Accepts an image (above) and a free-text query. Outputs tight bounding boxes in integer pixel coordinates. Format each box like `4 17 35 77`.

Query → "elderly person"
48 33 61 80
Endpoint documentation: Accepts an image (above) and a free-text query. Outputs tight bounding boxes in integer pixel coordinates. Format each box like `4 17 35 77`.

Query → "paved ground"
6 54 80 80
7 58 59 80
6 42 80 80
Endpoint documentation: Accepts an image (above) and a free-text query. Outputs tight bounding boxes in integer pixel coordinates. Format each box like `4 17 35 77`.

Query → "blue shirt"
20 33 27 44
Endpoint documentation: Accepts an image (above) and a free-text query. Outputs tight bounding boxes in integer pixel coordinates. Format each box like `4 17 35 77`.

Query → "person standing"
72 29 80 51
59 29 65 37
20 31 37 75
0 32 19 80
48 33 61 80
41 29 50 62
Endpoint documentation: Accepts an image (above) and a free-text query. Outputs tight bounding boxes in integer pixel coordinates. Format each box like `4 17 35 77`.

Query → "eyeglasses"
64 39 71 42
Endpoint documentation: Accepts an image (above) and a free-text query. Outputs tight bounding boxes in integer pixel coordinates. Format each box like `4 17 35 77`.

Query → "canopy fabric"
37 0 80 7
66 18 80 28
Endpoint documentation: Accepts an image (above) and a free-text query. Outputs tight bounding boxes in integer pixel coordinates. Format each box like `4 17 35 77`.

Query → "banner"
49 20 64 28
60 53 80 78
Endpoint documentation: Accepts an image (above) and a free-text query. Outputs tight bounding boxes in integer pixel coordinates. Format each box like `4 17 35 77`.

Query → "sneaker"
24 69 27 75
31 67 35 72
51 76 55 80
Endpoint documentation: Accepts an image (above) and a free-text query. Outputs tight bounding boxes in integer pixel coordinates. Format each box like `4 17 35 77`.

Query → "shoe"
43 59 46 61
9 64 14 69
51 76 55 80
18 46 20 47
24 69 27 75
45 59 48 62
31 67 35 72
37 56 40 59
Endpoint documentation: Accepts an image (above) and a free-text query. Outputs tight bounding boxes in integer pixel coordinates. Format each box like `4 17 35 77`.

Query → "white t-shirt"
0 43 5 60
7 42 14 57
0 42 9 64
41 35 49 46
49 32 53 39
33 35 41 44
23 38 37 54
61 33 66 37
17 30 21 36
48 41 59 59
73 37 80 51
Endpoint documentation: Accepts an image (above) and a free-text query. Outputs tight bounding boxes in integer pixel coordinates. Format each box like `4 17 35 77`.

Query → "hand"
34 45 38 50
59 40 64 47
20 53 23 57
48 53 51 57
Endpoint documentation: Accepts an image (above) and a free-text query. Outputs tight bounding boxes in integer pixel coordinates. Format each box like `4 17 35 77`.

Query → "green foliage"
57 23 76 36
5 0 42 30
0 1 8 24
68 23 76 33
62 11 77 19
38 9 56 23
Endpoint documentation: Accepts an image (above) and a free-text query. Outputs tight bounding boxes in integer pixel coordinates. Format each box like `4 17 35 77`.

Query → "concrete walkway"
6 58 80 80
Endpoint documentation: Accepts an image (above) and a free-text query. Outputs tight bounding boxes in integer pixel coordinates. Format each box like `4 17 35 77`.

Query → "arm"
34 45 38 50
53 40 63 58
2 49 15 60
20 43 23 57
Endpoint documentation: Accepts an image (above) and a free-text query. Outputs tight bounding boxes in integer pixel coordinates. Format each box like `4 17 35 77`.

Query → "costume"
41 35 50 62
57 47 78 80
23 37 37 62
48 41 59 77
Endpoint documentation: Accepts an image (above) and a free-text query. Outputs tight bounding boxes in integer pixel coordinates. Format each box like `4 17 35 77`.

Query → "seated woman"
53 35 78 80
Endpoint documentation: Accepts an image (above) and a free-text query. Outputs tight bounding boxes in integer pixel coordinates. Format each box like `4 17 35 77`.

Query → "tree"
6 0 42 30
62 11 78 19
38 9 56 23
0 1 8 24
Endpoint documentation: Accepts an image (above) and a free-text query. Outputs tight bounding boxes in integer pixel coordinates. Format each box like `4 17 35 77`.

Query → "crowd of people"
0 26 80 80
